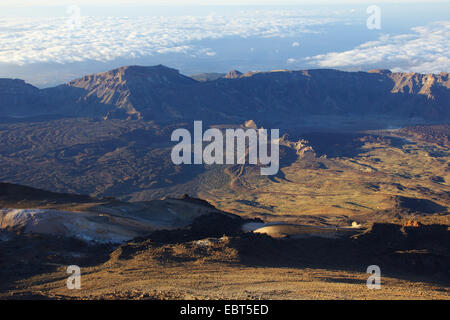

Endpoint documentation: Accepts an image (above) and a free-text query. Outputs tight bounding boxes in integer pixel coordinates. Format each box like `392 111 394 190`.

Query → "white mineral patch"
0 204 211 244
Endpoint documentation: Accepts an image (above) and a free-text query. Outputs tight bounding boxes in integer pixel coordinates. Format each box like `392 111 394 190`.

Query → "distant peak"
77 65 181 79
118 64 180 75
224 69 243 79
368 69 392 75
119 64 171 70
0 78 28 85
0 78 38 91
69 64 195 87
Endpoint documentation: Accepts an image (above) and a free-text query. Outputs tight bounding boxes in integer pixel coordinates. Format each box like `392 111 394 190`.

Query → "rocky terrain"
399 124 449 147
0 182 448 300
0 118 447 222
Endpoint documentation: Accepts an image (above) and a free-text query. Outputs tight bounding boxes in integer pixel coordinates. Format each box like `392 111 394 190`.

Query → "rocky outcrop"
224 69 243 79
279 134 315 157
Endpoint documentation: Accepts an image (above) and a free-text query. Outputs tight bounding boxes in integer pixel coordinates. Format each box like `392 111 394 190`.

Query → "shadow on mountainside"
286 132 410 158
0 233 114 294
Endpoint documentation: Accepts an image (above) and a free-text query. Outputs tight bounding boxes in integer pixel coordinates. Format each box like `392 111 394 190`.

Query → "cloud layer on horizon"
307 21 450 74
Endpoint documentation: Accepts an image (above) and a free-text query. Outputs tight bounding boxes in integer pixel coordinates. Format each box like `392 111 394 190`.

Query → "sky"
0 1 448 87
2 0 447 5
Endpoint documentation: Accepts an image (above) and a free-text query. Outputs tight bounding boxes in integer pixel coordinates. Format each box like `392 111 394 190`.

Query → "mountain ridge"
1 65 449 123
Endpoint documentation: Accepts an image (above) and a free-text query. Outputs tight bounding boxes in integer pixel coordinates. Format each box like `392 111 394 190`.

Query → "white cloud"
0 9 343 65
292 41 300 47
307 21 450 74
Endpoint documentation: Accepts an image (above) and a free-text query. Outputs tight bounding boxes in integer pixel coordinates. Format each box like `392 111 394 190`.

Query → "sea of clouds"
0 10 342 65
0 8 448 74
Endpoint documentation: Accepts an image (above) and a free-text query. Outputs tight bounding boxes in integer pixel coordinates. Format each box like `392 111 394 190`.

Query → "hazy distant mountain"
0 79 43 117
189 72 226 82
0 65 449 123
223 70 243 79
